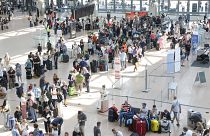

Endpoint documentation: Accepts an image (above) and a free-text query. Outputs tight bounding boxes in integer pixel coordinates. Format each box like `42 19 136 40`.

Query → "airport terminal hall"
1 0 210 135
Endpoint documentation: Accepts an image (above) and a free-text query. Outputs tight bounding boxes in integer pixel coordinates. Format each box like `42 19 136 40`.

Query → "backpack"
57 94 63 102
16 86 23 98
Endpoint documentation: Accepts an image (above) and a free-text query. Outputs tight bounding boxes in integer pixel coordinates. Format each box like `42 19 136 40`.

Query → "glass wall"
97 0 210 14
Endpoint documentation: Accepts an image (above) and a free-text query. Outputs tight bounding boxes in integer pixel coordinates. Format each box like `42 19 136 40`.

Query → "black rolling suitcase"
46 60 53 70
62 54 69 63
90 60 98 73
26 68 32 79
85 24 91 30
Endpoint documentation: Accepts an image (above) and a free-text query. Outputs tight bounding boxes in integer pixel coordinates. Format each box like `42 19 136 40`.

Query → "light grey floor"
0 14 210 136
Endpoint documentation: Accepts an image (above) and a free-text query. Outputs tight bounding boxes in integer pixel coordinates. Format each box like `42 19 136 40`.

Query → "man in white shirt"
32 84 41 103
127 45 133 63
171 96 181 126
112 128 123 136
119 50 127 70
182 127 193 136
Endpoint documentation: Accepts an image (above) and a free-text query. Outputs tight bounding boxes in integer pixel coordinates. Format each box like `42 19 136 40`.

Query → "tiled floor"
0 14 210 136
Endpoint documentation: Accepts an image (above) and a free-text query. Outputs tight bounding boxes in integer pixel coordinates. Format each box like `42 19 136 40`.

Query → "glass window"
169 0 178 13
160 0 168 12
133 0 140 11
190 1 199 12
142 0 149 11
179 1 188 12
98 0 106 11
199 1 208 12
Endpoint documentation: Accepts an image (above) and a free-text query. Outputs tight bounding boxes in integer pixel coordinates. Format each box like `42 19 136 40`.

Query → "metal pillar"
142 65 150 93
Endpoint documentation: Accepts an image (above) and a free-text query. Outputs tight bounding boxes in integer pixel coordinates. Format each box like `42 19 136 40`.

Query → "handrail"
108 94 210 111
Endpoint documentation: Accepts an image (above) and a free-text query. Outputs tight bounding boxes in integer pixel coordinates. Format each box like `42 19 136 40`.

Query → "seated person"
119 101 131 127
160 109 171 120
139 103 148 118
195 122 204 134
150 105 158 119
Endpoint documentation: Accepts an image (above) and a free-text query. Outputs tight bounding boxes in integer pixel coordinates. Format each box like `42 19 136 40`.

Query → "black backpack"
57 94 63 103
16 86 23 98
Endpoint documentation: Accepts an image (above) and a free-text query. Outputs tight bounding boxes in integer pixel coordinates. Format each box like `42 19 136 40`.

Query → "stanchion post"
142 64 150 92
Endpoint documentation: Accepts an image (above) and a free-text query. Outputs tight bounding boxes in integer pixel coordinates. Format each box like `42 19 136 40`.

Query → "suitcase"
46 60 52 70
85 24 91 30
8 116 15 130
73 131 81 136
129 119 137 132
90 62 97 73
26 71 32 79
136 120 147 136
99 99 109 113
160 119 170 133
151 119 159 132
130 133 139 136
62 54 69 63
187 109 200 128
108 108 116 122
53 108 58 118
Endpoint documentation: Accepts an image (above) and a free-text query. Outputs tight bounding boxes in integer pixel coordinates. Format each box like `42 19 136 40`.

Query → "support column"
140 0 142 11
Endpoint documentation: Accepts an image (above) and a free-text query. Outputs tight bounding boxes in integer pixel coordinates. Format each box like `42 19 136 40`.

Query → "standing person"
42 107 51 135
185 41 191 61
33 53 41 76
111 128 123 136
7 67 16 89
0 99 10 130
54 49 59 69
15 63 22 82
119 49 127 71
27 94 37 123
94 122 101 136
37 43 42 56
78 111 87 136
80 39 85 55
181 47 186 66
170 96 181 126
12 123 21 136
75 71 84 95
72 41 78 58
20 94 27 119
51 84 58 108
32 84 41 104
4 52 10 68
132 46 138 72
61 81 68 107
83 68 91 93
47 41 52 54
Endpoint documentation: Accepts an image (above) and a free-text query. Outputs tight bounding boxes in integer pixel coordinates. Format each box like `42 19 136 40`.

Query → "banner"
191 33 199 54
167 50 175 74
114 57 121 79
174 47 181 72
125 12 148 19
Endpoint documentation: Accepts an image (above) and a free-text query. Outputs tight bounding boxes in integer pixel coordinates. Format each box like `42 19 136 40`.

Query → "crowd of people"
0 6 210 135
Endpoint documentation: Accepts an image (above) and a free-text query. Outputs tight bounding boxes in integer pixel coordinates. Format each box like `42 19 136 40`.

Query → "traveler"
15 63 22 82
112 128 123 136
51 117 64 136
78 111 87 136
170 96 181 126
94 122 101 136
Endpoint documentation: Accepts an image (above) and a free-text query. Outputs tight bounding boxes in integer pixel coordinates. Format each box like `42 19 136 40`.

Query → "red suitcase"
129 119 138 132
136 120 147 136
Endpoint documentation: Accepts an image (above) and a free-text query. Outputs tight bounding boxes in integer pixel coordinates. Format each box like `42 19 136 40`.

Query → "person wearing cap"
77 111 87 136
